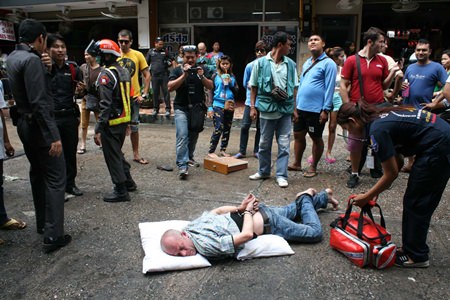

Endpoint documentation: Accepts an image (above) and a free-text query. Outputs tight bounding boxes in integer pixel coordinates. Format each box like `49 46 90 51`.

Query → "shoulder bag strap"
355 54 365 100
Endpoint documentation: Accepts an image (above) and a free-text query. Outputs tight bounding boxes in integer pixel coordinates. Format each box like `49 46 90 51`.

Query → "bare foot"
288 164 302 171
207 153 219 158
295 188 317 199
325 188 339 210
400 165 412 173
220 151 231 157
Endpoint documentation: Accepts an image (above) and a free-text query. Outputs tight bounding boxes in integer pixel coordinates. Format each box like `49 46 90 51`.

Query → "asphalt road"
0 119 449 300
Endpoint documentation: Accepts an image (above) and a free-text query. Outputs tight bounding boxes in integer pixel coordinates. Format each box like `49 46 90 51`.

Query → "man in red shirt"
340 27 400 188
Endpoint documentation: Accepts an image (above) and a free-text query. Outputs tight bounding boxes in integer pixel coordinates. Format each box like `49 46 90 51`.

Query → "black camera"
186 66 202 75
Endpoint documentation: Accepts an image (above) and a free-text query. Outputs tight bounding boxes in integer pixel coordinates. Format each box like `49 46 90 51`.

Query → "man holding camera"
168 45 213 179
248 32 298 188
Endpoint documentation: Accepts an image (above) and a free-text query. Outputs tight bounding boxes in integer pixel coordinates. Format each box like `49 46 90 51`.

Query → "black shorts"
293 110 325 138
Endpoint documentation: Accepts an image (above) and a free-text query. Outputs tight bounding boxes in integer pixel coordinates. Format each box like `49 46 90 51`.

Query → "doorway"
194 25 258 102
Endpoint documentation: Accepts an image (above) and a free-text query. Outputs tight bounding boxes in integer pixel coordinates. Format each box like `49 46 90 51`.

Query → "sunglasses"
255 48 266 53
182 45 197 52
118 40 130 44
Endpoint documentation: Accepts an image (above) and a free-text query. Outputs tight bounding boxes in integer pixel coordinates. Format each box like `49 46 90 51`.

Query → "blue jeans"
258 114 292 179
239 105 260 155
260 190 328 242
175 109 199 169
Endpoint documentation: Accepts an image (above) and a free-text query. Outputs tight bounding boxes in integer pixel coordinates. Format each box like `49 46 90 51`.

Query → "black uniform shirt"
146 48 170 77
50 61 82 110
7 44 60 145
369 109 450 162
169 66 210 110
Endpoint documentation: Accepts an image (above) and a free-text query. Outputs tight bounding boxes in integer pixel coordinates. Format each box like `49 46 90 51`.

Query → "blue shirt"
211 73 237 109
296 52 336 113
243 59 260 107
184 212 242 259
404 61 448 108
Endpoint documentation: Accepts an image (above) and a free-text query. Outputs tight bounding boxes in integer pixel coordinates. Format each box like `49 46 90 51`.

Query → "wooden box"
204 157 248 175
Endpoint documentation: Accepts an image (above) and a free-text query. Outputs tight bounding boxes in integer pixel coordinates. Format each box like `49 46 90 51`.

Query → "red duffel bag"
330 197 396 269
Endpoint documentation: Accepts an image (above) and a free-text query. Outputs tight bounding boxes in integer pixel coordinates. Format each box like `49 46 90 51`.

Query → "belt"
54 109 75 116
259 208 272 234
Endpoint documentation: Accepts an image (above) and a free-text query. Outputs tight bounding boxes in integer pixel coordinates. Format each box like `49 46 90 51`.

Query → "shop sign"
0 20 15 41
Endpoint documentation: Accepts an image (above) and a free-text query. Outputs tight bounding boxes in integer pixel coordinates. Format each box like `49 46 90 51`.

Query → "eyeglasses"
255 49 266 53
182 45 197 52
118 40 130 44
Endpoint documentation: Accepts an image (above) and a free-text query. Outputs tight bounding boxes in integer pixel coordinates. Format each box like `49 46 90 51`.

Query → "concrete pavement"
0 119 449 299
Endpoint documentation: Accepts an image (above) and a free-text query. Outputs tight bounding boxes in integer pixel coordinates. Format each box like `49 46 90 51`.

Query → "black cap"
18 19 47 43
155 37 163 42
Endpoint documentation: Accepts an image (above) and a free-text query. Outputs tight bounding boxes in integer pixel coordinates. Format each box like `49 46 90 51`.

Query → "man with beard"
340 27 400 188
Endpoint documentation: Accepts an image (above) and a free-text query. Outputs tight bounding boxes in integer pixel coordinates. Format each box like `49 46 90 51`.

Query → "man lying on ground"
160 189 338 259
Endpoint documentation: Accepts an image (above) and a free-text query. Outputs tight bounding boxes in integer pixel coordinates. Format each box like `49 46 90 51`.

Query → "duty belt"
54 108 75 117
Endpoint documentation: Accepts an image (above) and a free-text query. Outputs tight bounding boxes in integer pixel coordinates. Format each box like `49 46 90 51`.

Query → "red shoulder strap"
69 63 76 82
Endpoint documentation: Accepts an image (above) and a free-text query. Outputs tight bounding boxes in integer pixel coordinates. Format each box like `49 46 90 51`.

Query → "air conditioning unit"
207 7 223 19
190 7 202 20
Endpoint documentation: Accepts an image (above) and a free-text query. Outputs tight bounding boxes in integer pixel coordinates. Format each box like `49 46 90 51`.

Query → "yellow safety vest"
107 65 131 126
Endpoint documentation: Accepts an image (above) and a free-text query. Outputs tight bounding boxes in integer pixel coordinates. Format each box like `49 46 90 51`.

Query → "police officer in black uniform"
7 19 71 253
47 33 83 197
146 37 172 117
337 101 450 268
89 39 137 202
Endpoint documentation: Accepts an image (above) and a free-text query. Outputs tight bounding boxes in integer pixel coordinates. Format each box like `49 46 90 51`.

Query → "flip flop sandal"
134 158 149 165
325 156 337 164
303 170 318 178
0 218 27 230
77 148 86 154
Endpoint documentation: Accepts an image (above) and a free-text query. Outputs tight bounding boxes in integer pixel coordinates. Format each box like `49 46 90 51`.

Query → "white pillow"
139 221 211 273
236 234 295 261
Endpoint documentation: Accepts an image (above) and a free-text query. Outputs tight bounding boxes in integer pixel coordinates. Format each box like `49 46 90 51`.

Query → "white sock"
351 172 359 176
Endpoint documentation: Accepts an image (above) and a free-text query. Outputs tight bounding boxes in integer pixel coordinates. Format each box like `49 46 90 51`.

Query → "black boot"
125 172 137 192
103 183 130 203
43 234 72 253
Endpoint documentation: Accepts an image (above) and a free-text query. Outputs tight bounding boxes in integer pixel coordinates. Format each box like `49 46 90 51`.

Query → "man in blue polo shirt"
289 34 336 178
403 39 448 109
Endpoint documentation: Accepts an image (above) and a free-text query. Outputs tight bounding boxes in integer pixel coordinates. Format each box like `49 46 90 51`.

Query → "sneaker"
249 172 270 180
347 174 360 188
188 159 200 168
178 168 189 180
395 252 429 268
276 177 289 188
233 153 246 159
151 110 158 117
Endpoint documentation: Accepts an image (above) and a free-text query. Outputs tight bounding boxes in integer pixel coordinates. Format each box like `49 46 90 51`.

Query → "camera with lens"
186 65 202 75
